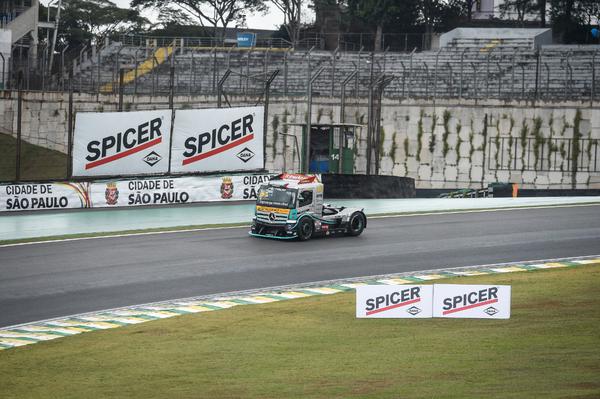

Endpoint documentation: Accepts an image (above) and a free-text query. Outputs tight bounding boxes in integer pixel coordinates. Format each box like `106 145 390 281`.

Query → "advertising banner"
72 110 172 177
89 174 271 208
170 107 264 174
0 182 92 211
432 285 511 319
356 285 433 318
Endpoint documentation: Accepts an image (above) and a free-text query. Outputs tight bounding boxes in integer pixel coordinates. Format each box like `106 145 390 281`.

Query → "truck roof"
268 173 322 189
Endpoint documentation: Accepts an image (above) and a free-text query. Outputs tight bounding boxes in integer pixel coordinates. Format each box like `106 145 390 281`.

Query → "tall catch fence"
1 34 600 185
11 39 596 102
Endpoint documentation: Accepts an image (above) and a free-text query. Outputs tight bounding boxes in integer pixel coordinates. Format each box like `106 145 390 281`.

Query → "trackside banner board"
0 182 92 211
170 107 264 173
0 174 270 211
356 285 433 318
72 110 172 177
433 285 511 319
89 174 270 208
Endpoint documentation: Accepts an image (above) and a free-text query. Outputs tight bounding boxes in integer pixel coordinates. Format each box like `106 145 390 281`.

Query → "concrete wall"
2 91 599 189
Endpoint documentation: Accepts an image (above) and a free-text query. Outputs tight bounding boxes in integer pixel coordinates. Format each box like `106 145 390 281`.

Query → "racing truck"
249 173 367 240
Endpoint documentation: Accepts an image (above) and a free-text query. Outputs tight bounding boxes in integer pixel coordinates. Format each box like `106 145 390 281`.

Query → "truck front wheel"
297 218 314 241
347 212 366 236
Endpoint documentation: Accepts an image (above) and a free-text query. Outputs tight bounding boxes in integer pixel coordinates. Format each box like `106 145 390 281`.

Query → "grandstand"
55 28 600 103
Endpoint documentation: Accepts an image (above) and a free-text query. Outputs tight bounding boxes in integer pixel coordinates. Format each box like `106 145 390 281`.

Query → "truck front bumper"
249 220 298 240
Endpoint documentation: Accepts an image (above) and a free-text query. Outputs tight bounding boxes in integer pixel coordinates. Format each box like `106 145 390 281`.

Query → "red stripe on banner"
366 298 421 316
182 134 254 166
85 137 162 170
442 298 498 315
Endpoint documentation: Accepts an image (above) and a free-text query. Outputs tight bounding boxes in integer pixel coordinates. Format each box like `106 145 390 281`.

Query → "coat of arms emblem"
105 182 119 205
220 177 234 199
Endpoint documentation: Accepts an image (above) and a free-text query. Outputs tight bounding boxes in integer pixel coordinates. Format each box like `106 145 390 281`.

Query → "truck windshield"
257 185 297 209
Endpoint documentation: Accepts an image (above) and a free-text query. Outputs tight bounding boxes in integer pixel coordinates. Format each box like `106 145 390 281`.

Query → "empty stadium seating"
59 37 600 102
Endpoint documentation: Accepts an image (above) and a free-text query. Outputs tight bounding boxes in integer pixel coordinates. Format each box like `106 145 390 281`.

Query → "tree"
499 0 538 25
58 0 148 47
460 0 475 22
131 0 266 42
580 0 600 29
538 0 547 27
270 0 303 46
346 0 416 51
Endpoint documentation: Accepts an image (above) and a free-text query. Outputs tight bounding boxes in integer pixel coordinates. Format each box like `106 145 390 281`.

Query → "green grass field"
0 133 68 182
1 265 599 399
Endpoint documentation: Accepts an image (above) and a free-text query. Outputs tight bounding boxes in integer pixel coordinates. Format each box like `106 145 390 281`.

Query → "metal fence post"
190 50 195 95
67 70 74 179
0 53 4 90
366 52 375 174
591 51 597 105
471 62 478 100
534 48 541 101
400 61 407 99
520 64 526 99
564 51 572 101
95 49 101 93
16 84 22 181
356 46 364 96
169 53 175 109
459 48 467 99
434 48 442 100
408 48 416 99
544 62 550 99
305 67 326 173
118 69 124 111
263 70 279 170
511 54 516 98
60 45 69 91
486 48 495 99
331 47 339 97
447 62 454 98
217 69 232 108
340 69 358 173
423 62 430 98
496 61 502 98
284 50 289 96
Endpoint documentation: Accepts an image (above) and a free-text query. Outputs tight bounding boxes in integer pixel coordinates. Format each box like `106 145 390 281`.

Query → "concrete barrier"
321 174 416 199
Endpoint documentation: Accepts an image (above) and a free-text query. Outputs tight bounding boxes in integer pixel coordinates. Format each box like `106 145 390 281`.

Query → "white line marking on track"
1 202 598 248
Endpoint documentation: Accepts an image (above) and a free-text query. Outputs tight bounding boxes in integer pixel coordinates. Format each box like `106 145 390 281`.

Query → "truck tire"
347 212 366 236
297 218 314 241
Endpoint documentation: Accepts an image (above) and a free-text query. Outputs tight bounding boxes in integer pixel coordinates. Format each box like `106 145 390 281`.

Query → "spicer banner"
432 284 511 319
0 182 92 211
170 106 264 174
72 110 172 177
356 285 434 318
0 174 271 212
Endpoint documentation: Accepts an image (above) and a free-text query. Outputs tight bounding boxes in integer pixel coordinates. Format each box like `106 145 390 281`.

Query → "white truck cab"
250 174 366 240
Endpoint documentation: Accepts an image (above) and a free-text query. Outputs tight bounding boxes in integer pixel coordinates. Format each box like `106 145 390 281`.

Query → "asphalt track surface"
1 204 599 327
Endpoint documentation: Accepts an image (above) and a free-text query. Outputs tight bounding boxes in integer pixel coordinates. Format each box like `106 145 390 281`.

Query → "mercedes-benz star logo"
269 212 276 221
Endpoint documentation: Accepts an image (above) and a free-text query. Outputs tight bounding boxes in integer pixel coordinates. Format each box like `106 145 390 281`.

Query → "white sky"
41 0 314 31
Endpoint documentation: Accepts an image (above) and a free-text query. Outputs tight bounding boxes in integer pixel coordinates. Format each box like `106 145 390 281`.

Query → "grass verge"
0 133 68 182
1 265 599 399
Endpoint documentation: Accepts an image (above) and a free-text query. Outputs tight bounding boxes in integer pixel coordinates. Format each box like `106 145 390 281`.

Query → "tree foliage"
499 0 538 24
131 0 266 39
58 0 148 47
270 0 303 46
